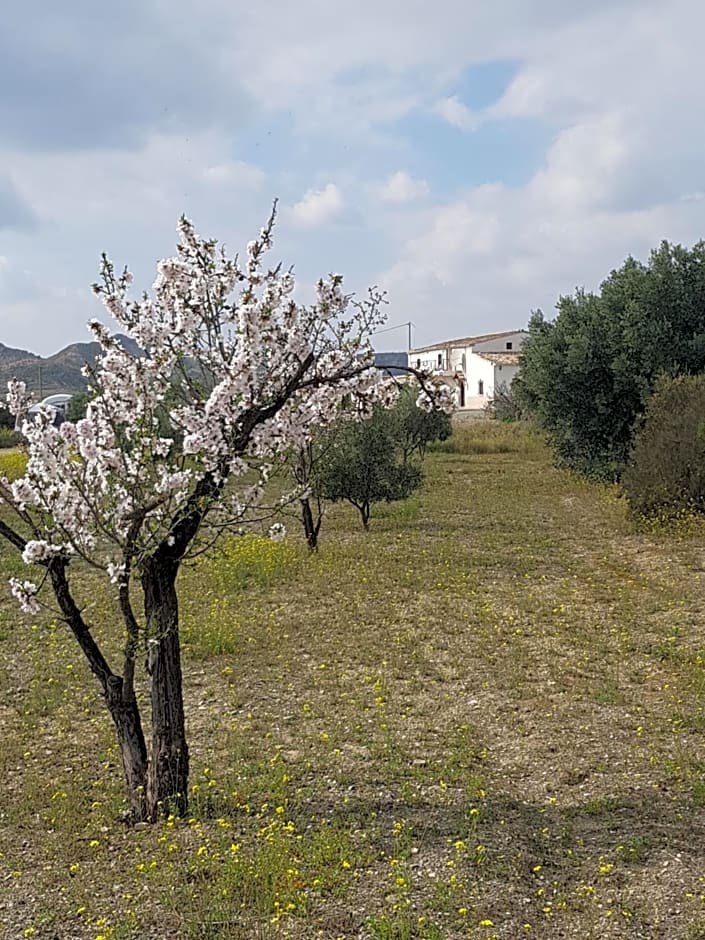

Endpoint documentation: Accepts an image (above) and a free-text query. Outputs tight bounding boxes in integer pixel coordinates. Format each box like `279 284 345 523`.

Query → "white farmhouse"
409 330 527 409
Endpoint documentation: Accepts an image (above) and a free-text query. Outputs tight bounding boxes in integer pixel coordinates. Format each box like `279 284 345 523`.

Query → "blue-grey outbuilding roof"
373 352 408 376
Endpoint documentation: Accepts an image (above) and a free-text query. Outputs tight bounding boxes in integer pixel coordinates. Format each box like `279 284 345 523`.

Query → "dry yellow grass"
2 425 705 938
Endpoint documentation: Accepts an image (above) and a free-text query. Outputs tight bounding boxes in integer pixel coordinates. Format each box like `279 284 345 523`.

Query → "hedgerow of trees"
517 241 705 479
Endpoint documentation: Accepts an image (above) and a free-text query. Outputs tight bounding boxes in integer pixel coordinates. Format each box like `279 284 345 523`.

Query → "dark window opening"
506 341 513 350
437 353 442 367
478 380 484 395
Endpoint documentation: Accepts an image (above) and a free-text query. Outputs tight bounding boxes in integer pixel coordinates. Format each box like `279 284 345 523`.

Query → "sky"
1 0 704 355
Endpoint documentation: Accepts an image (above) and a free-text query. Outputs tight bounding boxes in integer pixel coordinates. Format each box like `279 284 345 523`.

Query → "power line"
372 321 414 350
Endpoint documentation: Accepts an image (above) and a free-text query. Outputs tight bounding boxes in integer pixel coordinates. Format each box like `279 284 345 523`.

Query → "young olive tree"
392 384 452 462
291 381 453 541
317 404 424 529
0 209 442 823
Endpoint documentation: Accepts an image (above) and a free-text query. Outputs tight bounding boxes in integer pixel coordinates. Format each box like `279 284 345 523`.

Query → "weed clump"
622 375 705 519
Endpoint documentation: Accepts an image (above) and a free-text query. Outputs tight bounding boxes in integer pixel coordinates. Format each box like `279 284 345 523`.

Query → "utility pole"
38 364 43 401
371 320 414 350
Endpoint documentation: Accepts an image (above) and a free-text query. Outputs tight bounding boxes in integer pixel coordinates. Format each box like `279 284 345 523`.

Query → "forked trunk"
300 496 322 551
142 558 189 820
46 557 150 821
105 676 149 821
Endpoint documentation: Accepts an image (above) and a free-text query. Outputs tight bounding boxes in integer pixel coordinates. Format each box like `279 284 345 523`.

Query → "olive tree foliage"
517 241 705 479
392 383 452 462
290 383 451 543
316 403 424 529
0 209 445 823
65 390 90 422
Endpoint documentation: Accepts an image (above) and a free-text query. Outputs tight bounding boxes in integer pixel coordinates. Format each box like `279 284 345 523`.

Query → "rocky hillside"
0 336 141 397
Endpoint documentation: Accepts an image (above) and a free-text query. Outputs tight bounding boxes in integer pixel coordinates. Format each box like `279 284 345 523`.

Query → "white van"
23 394 73 428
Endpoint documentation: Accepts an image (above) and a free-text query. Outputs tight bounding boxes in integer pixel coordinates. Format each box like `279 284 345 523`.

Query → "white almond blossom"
268 522 287 542
9 578 40 615
0 206 450 820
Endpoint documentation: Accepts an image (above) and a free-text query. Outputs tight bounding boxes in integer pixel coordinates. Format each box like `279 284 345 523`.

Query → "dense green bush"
0 427 21 449
518 241 705 479
622 375 705 517
293 385 448 541
65 391 90 422
392 384 452 460
317 405 423 528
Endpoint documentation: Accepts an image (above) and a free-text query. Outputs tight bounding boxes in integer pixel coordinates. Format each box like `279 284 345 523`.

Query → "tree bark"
142 557 189 820
300 496 322 551
360 501 370 530
47 557 149 820
105 676 149 821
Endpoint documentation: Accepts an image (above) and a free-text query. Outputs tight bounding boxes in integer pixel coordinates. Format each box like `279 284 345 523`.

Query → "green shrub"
518 241 705 480
392 384 452 459
318 406 423 528
0 428 21 449
622 375 705 517
66 391 90 422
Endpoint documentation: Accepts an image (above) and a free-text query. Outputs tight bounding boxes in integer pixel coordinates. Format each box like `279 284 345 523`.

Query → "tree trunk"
300 496 321 551
46 557 149 821
360 501 370 530
105 676 149 821
142 558 189 820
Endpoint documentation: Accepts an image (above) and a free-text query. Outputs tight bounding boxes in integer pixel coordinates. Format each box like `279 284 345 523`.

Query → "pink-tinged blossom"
6 379 30 418
21 540 66 565
416 382 456 414
9 578 40 615
106 562 126 585
4 208 450 614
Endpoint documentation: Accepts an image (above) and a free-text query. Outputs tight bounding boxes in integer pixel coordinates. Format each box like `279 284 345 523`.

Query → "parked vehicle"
20 394 73 429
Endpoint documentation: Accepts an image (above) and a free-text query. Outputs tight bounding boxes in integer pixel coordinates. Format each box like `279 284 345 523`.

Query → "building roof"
476 351 522 366
373 351 408 376
409 329 526 356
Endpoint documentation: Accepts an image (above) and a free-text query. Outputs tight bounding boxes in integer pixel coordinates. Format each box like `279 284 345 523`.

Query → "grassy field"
2 423 705 939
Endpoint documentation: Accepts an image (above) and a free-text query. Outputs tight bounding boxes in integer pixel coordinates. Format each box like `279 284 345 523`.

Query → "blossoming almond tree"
0 208 449 822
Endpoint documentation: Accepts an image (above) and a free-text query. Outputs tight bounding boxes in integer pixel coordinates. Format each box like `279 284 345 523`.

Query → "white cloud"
528 113 629 213
2 0 704 358
370 0 705 345
0 130 273 353
380 171 429 204
433 95 479 131
290 183 344 229
378 138 704 343
202 161 265 188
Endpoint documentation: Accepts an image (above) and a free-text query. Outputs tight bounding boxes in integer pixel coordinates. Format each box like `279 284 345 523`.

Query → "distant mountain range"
0 335 141 397
0 338 409 400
